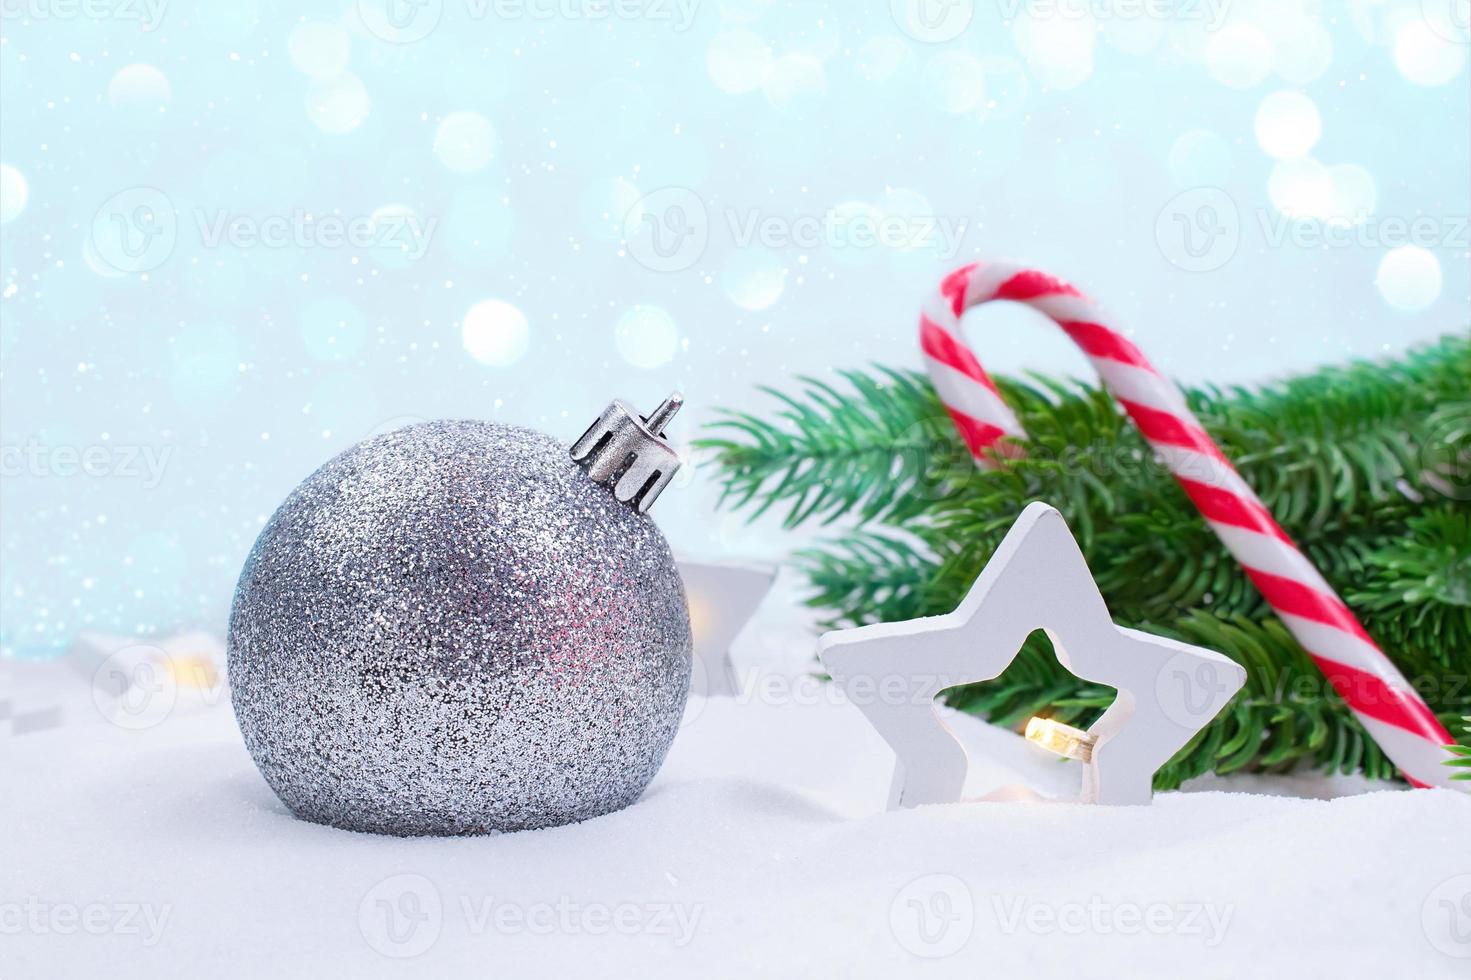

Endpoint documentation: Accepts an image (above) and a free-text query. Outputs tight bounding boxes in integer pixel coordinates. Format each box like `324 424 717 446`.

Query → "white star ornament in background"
677 558 778 697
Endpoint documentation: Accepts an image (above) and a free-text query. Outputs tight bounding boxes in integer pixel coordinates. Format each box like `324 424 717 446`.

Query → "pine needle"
698 334 1471 786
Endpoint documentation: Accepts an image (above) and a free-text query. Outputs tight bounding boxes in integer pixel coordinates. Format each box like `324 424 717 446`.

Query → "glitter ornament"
228 395 692 836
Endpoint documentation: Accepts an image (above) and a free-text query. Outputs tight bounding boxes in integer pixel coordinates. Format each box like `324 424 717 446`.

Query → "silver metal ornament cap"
570 393 684 513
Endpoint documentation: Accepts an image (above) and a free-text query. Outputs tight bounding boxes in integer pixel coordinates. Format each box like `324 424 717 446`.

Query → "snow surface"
3 668 1469 979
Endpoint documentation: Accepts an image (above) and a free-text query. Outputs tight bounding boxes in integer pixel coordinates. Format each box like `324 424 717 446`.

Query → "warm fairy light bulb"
1025 717 1097 763
165 654 220 690
686 592 711 649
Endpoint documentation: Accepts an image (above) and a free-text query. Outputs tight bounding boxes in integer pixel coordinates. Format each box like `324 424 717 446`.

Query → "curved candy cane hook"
920 260 1453 788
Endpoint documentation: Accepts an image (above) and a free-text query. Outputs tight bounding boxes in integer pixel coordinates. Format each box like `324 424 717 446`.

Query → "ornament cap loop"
571 393 684 513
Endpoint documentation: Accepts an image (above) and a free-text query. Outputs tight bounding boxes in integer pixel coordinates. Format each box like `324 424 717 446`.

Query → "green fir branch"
795 531 944 628
697 334 1470 536
1447 717 1471 781
702 334 1471 786
697 367 967 529
1346 508 1471 665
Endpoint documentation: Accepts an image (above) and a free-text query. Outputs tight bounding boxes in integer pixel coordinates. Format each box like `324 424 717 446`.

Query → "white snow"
3 668 1468 978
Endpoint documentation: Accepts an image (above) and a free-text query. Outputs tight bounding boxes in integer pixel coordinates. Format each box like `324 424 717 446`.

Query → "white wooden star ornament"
677 558 778 697
817 502 1247 808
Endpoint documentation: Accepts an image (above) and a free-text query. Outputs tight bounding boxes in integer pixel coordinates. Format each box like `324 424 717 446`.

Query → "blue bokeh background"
1 0 1467 657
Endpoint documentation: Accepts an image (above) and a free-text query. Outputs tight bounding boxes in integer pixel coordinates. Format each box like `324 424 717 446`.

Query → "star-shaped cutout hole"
817 502 1247 807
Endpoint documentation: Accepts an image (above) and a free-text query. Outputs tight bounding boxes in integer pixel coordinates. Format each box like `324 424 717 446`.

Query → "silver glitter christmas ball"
227 400 692 836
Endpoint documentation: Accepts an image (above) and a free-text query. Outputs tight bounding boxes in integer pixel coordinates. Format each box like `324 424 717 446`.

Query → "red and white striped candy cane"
920 260 1454 788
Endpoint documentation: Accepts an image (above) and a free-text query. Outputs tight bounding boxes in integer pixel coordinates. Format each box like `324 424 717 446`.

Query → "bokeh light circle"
367 204 433 269
0 163 27 224
615 305 680 369
288 23 352 78
1271 16 1333 85
1393 20 1467 87
922 51 986 114
1254 90 1321 159
1206 25 1272 89
857 36 911 84
1376 246 1442 311
762 54 827 115
1014 14 1095 90
720 248 786 311
108 64 172 107
462 299 530 367
1328 164 1377 225
434 112 496 173
1268 157 1333 219
707 29 772 93
306 73 371 133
